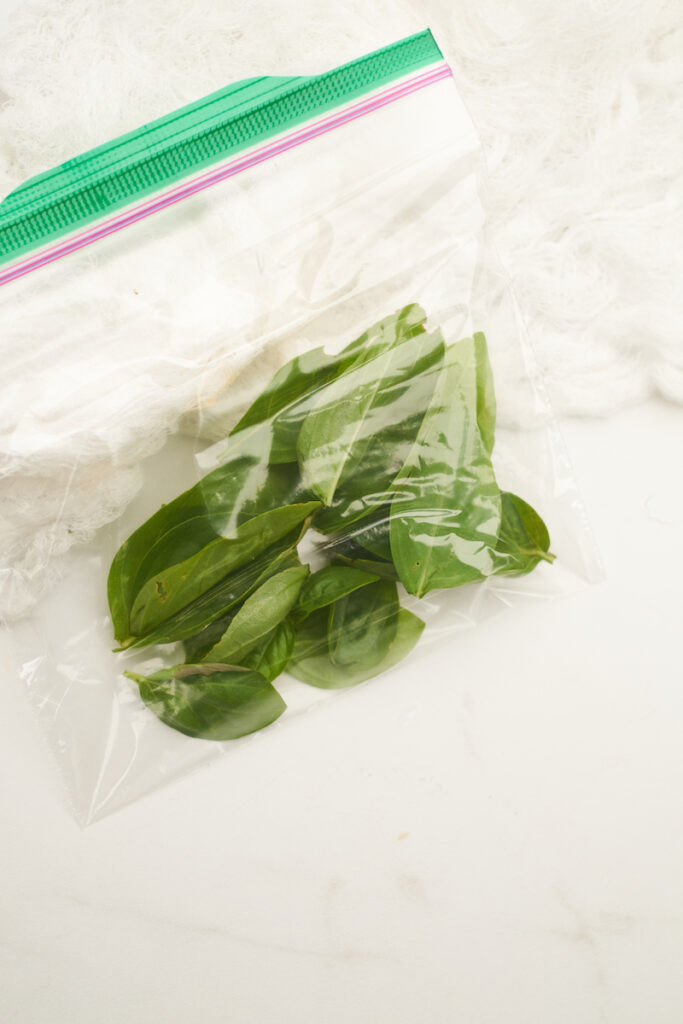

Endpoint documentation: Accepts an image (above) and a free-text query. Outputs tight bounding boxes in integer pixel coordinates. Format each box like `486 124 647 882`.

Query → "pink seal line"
0 62 452 288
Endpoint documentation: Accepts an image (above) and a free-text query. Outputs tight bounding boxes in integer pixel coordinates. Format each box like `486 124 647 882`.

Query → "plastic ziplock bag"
0 30 600 823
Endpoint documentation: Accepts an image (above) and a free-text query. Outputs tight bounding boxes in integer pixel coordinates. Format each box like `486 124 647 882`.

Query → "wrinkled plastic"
1 48 600 823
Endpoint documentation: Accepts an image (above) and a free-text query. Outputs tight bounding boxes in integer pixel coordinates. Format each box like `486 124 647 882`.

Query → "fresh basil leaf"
337 493 553 598
297 324 443 508
108 424 305 645
313 332 445 534
231 305 428 464
339 303 426 355
293 565 379 622
124 664 285 740
289 607 425 690
110 306 426 643
328 578 400 671
493 491 554 575
322 530 383 562
242 620 296 683
290 578 399 669
129 501 320 640
312 415 428 536
135 459 307 591
202 565 310 664
234 461 310 523
331 553 399 582
229 350 348 463
111 307 552 735
390 337 502 597
182 612 233 664
322 530 398 580
288 608 330 663
181 550 302 663
337 506 393 561
473 331 496 456
108 454 261 644
270 307 429 464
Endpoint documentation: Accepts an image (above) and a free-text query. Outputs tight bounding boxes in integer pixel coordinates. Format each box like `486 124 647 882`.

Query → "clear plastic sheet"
0 32 600 822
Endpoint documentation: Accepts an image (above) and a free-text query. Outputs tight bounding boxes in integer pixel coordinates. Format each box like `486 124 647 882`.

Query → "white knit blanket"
2 0 680 411
0 0 681 618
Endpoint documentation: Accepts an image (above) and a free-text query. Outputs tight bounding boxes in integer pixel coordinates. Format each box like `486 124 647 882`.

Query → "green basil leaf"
108 454 261 644
107 424 306 645
331 553 399 582
493 491 555 575
242 620 296 683
289 578 399 669
288 608 330 663
390 337 502 597
124 664 285 740
133 460 307 594
473 331 496 456
181 548 303 662
336 493 553 600
328 578 400 671
128 501 320 640
234 461 310 523
270 307 429 464
231 305 428 463
183 612 233 665
322 530 398 580
313 331 445 534
132 510 227 599
340 303 426 355
293 565 379 621
129 542 306 651
336 506 393 561
289 607 425 690
297 324 443 508
322 529 384 562
202 565 310 664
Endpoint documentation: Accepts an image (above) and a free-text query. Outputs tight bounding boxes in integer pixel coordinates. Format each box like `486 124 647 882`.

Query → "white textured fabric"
2 0 680 411
0 0 680 618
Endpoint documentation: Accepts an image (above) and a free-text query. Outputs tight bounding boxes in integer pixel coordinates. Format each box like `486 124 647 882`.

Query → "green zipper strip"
0 30 442 266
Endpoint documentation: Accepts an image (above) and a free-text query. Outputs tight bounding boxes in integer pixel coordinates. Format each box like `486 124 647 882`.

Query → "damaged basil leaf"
128 534 306 651
129 501 320 639
124 664 286 741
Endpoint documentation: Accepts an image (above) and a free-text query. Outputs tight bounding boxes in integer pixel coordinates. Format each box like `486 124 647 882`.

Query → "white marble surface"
2 0 682 1015
1 399 682 1023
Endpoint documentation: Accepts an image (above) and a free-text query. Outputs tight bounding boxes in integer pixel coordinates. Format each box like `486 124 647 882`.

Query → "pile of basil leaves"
109 305 553 742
